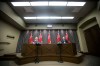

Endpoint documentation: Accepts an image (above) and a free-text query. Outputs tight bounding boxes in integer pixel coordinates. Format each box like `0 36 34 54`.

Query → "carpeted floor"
0 55 100 66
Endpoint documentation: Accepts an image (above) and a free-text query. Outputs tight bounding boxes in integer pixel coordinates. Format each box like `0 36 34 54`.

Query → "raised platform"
0 44 84 65
0 53 16 61
14 44 83 65
15 53 84 65
0 53 84 65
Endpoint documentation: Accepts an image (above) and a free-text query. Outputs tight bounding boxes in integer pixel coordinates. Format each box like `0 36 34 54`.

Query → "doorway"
84 24 100 56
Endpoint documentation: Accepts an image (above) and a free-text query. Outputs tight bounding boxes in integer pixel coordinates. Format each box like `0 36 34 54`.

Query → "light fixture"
49 16 61 19
24 17 36 19
36 17 49 19
30 1 48 6
67 2 86 6
62 17 74 19
11 2 86 6
47 25 52 27
24 16 74 19
11 2 30 6
49 1 67 6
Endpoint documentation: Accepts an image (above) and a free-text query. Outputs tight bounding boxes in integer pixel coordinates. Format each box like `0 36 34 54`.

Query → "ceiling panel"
8 1 97 24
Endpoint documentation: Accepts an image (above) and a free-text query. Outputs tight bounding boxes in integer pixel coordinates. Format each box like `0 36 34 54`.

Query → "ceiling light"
50 17 62 19
24 16 74 19
24 17 36 19
49 1 67 6
62 17 74 19
11 1 86 7
67 2 86 6
30 1 48 6
11 2 30 6
47 25 52 27
36 17 49 19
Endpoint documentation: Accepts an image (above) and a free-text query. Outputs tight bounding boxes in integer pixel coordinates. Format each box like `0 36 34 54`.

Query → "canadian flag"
28 32 34 44
65 32 71 43
39 32 42 43
57 32 61 43
48 32 51 44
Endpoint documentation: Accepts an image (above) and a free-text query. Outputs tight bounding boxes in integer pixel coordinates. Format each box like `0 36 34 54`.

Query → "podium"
34 43 41 63
57 44 63 63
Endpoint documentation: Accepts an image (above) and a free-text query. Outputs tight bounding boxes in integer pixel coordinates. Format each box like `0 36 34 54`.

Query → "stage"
0 43 84 65
15 43 83 65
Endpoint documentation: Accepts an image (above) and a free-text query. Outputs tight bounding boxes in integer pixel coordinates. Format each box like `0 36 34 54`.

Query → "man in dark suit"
61 37 68 44
34 37 40 44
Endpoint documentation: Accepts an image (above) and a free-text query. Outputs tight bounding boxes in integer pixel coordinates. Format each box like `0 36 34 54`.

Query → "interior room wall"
77 8 100 52
0 2 26 29
26 24 77 29
82 21 97 31
96 1 100 27
0 19 20 55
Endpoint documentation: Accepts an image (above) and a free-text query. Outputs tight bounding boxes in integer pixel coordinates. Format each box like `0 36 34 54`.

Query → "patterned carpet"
0 55 100 66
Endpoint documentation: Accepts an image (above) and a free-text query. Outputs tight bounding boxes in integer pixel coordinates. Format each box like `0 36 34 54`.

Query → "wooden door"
84 25 100 56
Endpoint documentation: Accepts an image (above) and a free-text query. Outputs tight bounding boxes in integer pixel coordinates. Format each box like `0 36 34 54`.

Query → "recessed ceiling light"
30 1 48 6
62 17 74 19
11 1 86 6
47 25 52 27
11 2 30 6
36 17 49 19
67 2 86 6
49 16 62 19
24 16 74 19
49 1 67 6
24 17 36 19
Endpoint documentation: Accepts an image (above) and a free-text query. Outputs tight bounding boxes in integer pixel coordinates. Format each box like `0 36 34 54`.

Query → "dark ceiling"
8 0 97 24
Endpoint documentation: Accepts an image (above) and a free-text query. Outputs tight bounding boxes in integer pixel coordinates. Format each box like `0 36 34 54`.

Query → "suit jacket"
61 39 68 44
34 40 40 44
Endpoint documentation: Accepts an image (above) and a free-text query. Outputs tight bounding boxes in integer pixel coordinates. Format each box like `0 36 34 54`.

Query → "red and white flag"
57 32 61 43
28 32 34 44
48 32 51 44
39 32 42 43
65 32 71 43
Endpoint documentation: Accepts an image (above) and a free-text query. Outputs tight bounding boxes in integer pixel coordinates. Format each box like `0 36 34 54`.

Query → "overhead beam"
0 2 26 30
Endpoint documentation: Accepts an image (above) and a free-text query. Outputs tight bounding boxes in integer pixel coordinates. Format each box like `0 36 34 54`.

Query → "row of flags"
28 32 43 44
28 31 71 44
56 32 71 44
